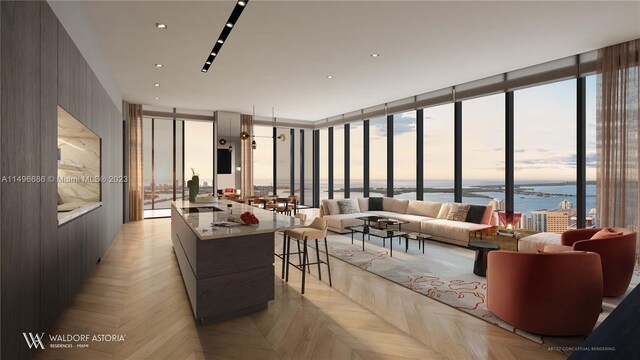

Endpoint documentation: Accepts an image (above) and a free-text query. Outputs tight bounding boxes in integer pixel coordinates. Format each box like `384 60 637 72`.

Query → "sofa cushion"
357 198 369 211
324 212 371 232
481 205 494 225
437 203 452 219
390 199 410 214
387 213 434 223
406 200 442 218
321 199 341 215
383 197 396 211
369 197 383 211
338 199 360 214
367 211 400 219
519 232 562 253
447 203 470 221
421 219 490 243
466 205 486 224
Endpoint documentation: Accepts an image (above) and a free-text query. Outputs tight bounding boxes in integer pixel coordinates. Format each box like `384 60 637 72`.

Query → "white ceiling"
82 1 640 121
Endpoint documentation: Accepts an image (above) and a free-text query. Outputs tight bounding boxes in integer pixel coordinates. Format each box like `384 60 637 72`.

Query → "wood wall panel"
1 2 42 359
56 25 69 112
57 223 69 314
1 2 123 358
40 3 58 333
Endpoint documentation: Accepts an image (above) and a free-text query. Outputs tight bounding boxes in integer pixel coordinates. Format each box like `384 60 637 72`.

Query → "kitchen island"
171 199 302 323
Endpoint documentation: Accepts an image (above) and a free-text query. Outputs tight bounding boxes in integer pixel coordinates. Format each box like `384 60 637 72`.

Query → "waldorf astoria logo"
22 333 45 350
22 332 126 349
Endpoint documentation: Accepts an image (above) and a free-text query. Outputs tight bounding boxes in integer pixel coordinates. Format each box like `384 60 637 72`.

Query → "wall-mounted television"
217 149 232 174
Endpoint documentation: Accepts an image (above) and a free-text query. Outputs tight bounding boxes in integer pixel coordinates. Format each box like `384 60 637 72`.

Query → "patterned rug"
319 232 640 354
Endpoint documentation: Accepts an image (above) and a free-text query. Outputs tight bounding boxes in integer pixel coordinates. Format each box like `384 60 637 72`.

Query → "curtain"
128 104 144 221
240 114 254 196
596 39 639 259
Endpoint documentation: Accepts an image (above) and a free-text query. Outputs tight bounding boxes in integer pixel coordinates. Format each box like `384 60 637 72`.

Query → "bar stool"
283 218 332 294
276 213 308 279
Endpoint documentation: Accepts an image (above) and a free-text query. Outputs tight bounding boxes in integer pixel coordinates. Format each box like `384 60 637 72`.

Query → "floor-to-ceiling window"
514 79 577 231
586 75 598 227
423 104 455 202
462 94 505 206
184 121 214 196
369 116 387 196
350 121 364 199
320 128 329 200
143 117 187 218
303 129 313 205
276 127 290 197
143 118 153 210
253 125 273 196
333 126 345 199
394 111 417 199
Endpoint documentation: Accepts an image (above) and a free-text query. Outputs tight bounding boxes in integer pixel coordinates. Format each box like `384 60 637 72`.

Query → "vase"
188 176 199 202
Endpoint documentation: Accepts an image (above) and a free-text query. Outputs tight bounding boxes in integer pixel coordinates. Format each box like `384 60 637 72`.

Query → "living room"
0 1 639 359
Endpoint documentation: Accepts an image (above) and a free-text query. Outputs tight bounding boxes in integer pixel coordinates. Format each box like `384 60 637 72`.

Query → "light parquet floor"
35 217 564 360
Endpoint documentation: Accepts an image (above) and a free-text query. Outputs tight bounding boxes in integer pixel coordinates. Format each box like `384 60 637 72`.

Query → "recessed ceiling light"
206 61 211 65
217 39 224 44
326 75 333 79
238 1 246 6
202 69 207 72
155 63 163 68
156 23 167 29
371 53 380 57
226 22 234 28
154 97 160 100
154 83 160 87
211 52 217 56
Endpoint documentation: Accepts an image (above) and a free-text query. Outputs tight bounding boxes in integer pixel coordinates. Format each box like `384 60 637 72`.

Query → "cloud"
535 149 550 153
494 147 504 152
516 154 577 167
515 149 526 153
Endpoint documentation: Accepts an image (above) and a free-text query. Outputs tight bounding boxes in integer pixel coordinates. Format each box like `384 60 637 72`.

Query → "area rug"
318 232 640 355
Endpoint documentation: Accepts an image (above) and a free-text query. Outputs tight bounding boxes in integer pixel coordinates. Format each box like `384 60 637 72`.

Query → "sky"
146 76 598 187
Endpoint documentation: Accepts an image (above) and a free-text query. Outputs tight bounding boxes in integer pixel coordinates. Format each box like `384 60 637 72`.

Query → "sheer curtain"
128 104 144 221
596 39 639 259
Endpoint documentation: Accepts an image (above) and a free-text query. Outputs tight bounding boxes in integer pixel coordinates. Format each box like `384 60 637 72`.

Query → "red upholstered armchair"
560 228 637 297
487 251 603 336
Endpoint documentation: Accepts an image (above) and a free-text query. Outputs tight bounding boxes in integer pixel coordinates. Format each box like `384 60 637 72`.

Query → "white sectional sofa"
320 197 495 247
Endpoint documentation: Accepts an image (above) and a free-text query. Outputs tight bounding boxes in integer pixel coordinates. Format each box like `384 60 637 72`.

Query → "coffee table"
468 240 500 277
402 232 433 254
346 225 406 257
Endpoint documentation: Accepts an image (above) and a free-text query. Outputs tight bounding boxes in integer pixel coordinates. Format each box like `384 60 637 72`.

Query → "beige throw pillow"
338 199 359 214
446 203 471 222
437 203 452 219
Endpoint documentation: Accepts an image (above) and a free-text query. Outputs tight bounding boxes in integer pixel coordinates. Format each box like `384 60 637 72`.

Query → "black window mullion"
577 77 586 228
313 129 320 207
416 109 424 201
505 92 514 213
363 120 370 198
454 102 462 203
272 126 277 195
300 129 305 205
328 127 334 199
344 124 350 198
290 128 295 196
387 115 394 198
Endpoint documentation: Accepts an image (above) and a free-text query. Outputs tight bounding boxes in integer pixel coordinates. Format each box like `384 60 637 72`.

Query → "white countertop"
172 199 304 240
58 202 102 226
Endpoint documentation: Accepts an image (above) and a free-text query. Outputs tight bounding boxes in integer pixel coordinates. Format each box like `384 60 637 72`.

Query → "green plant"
190 168 198 177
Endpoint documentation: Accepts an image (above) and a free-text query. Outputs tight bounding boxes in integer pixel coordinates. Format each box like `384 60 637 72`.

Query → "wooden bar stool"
283 217 332 294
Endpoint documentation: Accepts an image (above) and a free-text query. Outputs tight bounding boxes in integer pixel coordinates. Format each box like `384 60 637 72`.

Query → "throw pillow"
338 199 358 214
437 203 452 219
590 228 623 240
465 205 487 224
369 197 384 211
481 205 494 225
446 203 471 222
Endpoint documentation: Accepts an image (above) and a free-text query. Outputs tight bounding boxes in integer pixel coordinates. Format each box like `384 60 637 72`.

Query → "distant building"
547 209 577 234
489 198 505 211
203 181 209 187
531 210 548 232
558 199 574 210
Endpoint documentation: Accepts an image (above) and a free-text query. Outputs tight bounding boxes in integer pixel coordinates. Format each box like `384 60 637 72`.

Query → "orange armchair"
560 228 636 297
487 251 603 336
